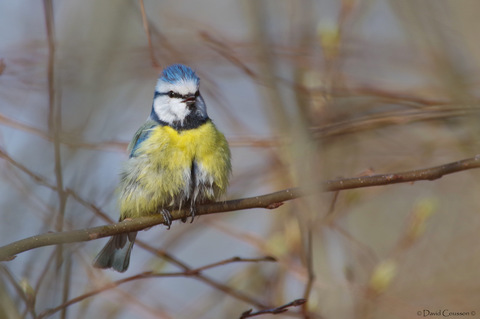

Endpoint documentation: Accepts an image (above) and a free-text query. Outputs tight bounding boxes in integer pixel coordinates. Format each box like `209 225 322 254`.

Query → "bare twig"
43 0 67 271
0 265 37 318
1 155 480 261
313 107 480 139
38 256 275 319
0 58 5 75
301 229 314 318
200 31 257 79
138 0 159 67
239 298 307 318
188 256 276 274
60 257 71 319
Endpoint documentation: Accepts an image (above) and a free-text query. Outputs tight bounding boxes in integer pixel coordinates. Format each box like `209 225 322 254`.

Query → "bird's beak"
183 94 196 109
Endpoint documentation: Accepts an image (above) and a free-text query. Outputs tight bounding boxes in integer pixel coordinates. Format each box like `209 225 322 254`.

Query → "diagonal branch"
1 155 480 261
38 256 275 319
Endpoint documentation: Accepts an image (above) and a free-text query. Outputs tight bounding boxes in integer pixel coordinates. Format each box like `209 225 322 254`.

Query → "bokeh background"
2 1 480 318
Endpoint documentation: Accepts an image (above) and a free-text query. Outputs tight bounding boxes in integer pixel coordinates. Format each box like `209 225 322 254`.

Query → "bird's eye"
195 91 199 98
168 91 176 98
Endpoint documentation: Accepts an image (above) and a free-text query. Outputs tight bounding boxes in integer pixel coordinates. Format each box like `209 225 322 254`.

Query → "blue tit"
93 64 232 272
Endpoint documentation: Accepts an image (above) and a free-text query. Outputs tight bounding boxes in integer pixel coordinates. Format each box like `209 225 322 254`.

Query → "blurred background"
1 0 480 318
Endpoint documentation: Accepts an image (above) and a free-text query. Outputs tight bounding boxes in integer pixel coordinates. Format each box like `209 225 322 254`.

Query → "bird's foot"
160 209 172 229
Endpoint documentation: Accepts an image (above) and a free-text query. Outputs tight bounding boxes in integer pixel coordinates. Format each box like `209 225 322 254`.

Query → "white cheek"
171 100 190 120
153 98 190 123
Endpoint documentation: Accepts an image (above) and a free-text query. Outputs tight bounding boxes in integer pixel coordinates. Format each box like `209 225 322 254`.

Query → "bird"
93 64 232 272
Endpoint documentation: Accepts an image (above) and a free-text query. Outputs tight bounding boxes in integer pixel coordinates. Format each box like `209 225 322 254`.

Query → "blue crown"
160 64 199 85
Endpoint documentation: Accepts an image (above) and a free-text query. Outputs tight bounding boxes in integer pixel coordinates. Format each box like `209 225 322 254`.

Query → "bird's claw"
189 206 196 223
160 209 172 229
181 206 197 223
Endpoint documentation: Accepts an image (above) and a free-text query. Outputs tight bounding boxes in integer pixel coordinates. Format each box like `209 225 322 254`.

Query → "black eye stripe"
168 91 182 99
155 91 199 99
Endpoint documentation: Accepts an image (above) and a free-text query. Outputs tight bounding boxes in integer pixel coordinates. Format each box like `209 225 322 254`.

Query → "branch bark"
1 155 479 261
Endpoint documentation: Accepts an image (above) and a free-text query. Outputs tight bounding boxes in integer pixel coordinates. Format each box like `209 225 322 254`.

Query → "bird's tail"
93 232 137 272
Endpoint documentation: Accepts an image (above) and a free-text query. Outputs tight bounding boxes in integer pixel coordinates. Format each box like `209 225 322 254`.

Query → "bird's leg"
160 209 172 229
189 205 197 223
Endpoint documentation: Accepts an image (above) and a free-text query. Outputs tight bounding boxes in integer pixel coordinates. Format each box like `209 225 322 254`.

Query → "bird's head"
151 64 208 129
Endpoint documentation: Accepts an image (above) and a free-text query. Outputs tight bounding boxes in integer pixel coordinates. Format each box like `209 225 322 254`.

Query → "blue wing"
127 120 158 158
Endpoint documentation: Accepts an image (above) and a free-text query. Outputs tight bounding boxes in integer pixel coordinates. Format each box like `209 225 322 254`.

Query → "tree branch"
1 155 479 261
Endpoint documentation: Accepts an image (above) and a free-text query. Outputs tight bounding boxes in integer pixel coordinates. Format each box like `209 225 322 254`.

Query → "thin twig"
187 256 276 274
138 0 159 67
312 107 480 139
0 58 5 75
301 229 314 319
1 155 480 261
43 0 68 275
38 256 275 319
200 31 257 78
239 298 307 318
60 257 71 319
0 265 37 318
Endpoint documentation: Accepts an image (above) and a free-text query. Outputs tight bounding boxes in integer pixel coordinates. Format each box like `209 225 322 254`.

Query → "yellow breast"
118 121 231 218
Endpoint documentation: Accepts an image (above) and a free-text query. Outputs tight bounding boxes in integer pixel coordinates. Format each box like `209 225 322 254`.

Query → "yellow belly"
118 121 231 219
